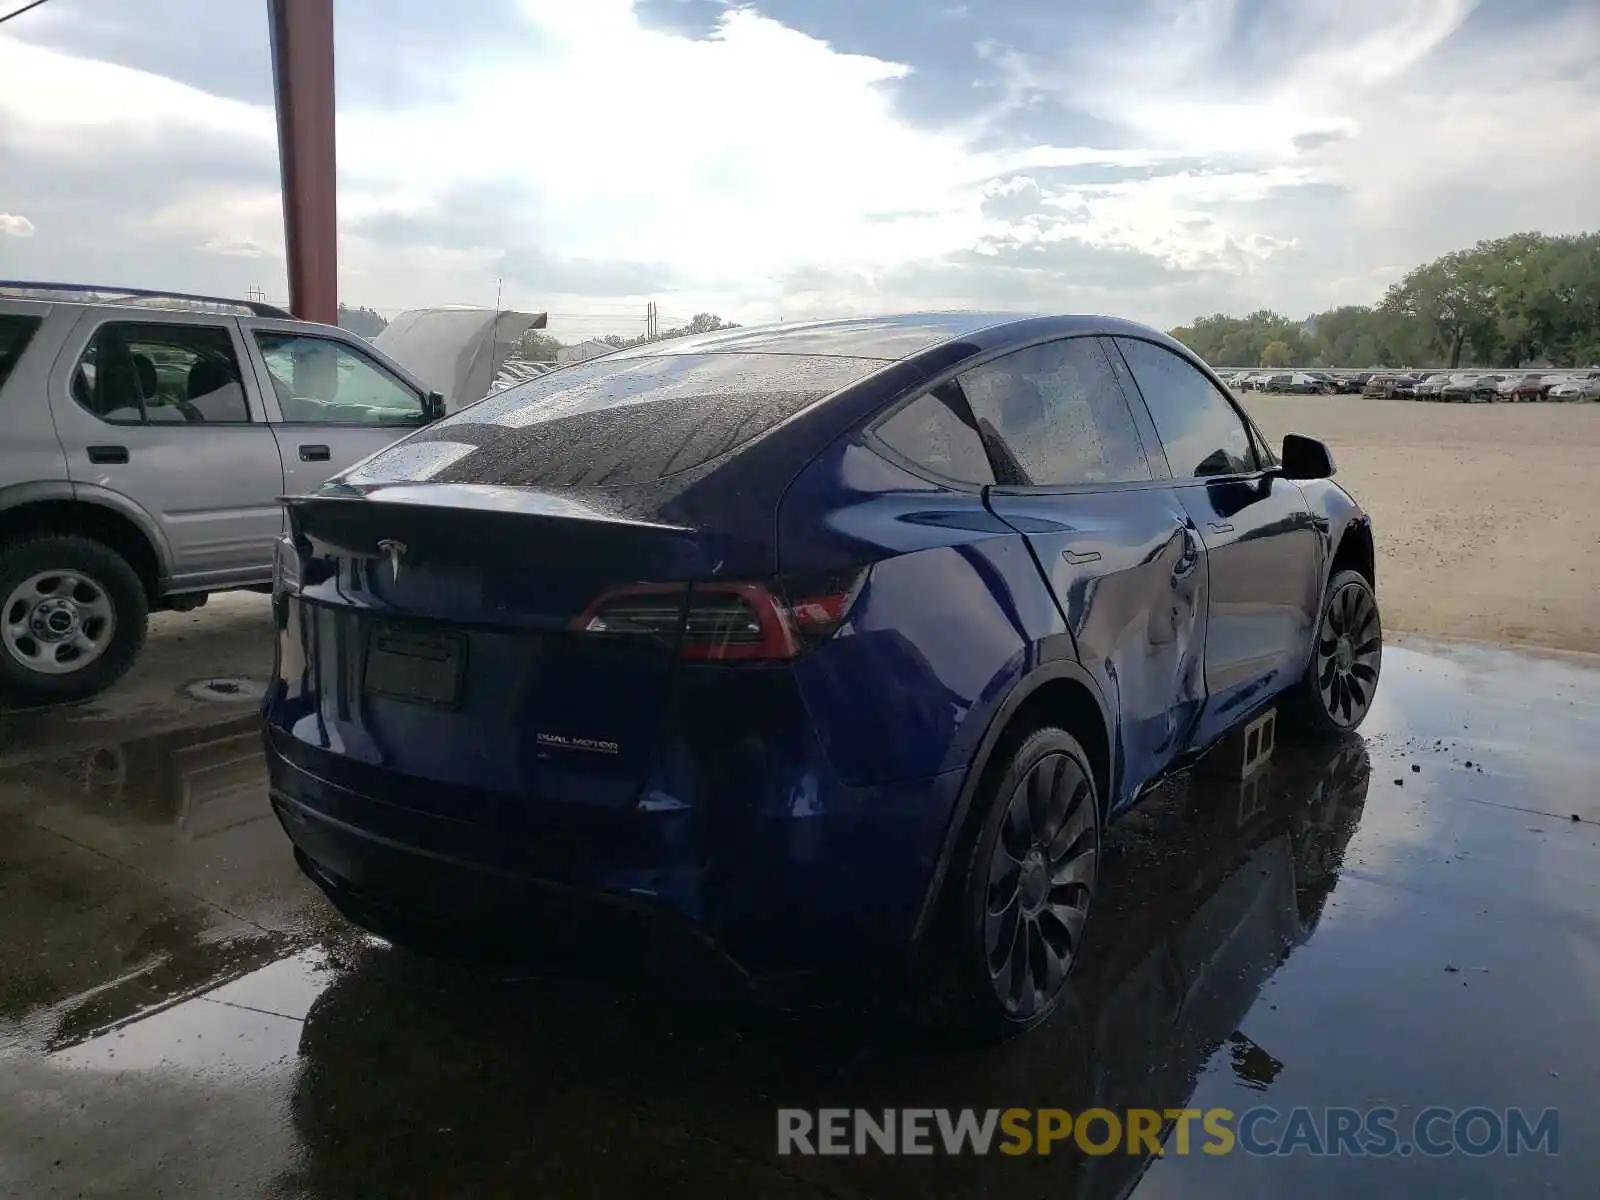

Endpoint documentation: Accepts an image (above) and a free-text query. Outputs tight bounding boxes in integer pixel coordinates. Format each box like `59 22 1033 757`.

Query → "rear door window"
350 353 885 487
71 321 251 425
957 337 1154 487
872 383 995 485
0 314 42 390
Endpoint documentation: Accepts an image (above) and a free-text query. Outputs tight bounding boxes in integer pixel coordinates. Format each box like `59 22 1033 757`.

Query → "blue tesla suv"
264 313 1380 1032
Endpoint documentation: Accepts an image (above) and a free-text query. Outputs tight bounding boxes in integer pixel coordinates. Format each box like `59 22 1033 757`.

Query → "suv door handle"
87 445 129 465
299 444 331 462
1208 521 1235 533
1061 548 1102 565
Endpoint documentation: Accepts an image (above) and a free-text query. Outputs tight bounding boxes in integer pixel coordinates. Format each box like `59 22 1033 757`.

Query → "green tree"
1260 340 1294 368
337 304 388 339
605 313 742 348
518 331 562 361
1168 230 1600 369
686 312 737 335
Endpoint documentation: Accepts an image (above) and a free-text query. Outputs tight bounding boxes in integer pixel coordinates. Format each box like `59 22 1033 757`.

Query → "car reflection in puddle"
268 737 1371 1200
0 715 320 1057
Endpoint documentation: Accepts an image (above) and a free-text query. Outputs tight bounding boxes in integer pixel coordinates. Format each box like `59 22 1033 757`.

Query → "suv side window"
0 314 42 389
873 382 995 485
958 337 1153 487
1114 337 1258 478
71 322 250 425
255 333 424 426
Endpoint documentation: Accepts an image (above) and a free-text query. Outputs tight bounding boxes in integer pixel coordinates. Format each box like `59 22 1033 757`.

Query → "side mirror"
1281 433 1335 480
423 390 446 422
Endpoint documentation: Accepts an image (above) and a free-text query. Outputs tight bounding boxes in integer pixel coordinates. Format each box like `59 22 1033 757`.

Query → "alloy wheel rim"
984 752 1098 1020
2 570 117 676
1316 582 1381 727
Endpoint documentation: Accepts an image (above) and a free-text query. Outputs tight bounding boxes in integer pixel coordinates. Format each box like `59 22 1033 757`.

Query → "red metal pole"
268 0 338 324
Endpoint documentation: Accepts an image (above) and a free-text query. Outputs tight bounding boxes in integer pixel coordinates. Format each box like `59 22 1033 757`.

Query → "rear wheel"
1285 568 1382 738
0 535 148 706
949 727 1101 1035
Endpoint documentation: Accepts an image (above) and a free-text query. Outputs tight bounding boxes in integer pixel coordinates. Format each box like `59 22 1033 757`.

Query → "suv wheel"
952 726 1101 1035
0 535 148 706
1285 568 1382 738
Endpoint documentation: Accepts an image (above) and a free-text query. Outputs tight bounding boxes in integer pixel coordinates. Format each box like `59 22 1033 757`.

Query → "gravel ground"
1243 393 1600 654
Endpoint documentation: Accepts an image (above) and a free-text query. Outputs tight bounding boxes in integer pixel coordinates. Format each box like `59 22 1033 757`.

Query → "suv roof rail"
0 280 295 320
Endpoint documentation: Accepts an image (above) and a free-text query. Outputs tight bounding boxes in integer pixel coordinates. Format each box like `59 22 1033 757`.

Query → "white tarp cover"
373 307 547 411
489 357 557 393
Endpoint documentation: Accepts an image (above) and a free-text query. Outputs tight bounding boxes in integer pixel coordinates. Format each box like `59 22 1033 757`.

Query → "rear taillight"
573 567 868 662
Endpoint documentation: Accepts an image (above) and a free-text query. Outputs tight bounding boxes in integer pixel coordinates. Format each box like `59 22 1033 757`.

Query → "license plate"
363 627 465 707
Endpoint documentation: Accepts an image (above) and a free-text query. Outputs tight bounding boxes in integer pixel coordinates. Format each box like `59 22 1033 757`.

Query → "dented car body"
263 313 1379 1027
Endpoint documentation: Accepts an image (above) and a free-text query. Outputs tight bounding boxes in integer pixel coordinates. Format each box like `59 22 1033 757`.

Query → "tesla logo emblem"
376 539 407 583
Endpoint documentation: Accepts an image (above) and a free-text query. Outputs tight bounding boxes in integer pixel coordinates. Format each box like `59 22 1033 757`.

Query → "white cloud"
0 213 36 238
0 0 1595 330
0 34 270 151
335 3 987 284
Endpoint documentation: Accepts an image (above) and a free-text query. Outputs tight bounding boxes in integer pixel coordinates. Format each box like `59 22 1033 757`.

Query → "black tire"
1284 568 1382 739
0 535 148 706
947 726 1102 1037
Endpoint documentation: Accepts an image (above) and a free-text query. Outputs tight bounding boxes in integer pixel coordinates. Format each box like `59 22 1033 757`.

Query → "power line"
0 0 54 26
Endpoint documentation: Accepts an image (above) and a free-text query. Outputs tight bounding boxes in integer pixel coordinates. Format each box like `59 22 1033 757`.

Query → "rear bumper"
273 784 752 992
266 727 963 979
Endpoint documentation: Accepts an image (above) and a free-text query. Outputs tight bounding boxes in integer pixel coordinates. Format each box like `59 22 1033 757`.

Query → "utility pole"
268 0 338 323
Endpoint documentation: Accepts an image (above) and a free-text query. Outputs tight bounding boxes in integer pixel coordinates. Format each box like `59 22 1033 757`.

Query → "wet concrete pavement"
1 634 1596 1198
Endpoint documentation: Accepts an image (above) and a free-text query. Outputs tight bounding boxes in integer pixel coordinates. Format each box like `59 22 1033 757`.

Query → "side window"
0 314 42 390
71 322 250 425
256 334 424 426
1115 338 1258 478
1246 418 1277 467
958 338 1153 487
873 382 995 485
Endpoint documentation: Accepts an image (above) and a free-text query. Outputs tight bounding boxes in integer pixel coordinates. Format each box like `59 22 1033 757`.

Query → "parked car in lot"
1548 374 1600 401
1497 374 1550 401
1363 373 1414 398
1414 373 1452 399
0 284 468 705
1440 374 1503 402
1284 372 1338 395
265 312 1381 1034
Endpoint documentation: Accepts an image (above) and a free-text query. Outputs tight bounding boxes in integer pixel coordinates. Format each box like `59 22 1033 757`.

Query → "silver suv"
0 283 446 705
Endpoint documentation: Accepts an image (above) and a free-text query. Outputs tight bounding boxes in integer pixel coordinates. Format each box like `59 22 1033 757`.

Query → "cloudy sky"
2 0 1596 340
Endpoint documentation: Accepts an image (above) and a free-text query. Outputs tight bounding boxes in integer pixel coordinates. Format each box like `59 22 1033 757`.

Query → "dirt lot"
1244 395 1600 654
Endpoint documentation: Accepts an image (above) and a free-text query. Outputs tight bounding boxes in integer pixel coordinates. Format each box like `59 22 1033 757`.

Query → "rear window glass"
873 383 994 485
0 314 43 390
347 352 883 487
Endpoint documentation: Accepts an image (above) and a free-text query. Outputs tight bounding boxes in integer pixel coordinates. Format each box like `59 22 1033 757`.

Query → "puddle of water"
184 677 267 704
0 642 1597 1198
0 713 264 829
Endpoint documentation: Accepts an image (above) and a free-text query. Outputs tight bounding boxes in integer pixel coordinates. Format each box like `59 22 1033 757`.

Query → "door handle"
1208 521 1234 533
1061 548 1102 565
86 445 129 465
299 444 331 462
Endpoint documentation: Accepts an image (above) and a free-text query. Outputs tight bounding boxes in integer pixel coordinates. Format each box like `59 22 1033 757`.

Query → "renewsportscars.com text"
777 1107 1559 1158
